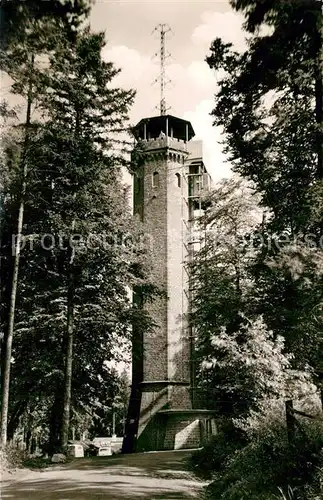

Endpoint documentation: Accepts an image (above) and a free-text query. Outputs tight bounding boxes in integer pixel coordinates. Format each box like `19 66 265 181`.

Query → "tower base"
135 409 217 452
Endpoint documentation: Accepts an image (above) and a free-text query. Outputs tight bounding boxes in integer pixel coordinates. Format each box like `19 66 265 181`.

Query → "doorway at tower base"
135 409 217 452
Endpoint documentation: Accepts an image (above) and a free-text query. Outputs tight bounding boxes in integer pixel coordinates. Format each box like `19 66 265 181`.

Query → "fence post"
285 399 295 444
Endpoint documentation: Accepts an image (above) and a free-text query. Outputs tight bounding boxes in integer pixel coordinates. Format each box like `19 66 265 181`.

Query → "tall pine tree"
204 0 323 399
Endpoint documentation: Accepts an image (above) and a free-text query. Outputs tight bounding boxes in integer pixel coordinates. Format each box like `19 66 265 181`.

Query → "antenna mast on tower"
152 23 172 115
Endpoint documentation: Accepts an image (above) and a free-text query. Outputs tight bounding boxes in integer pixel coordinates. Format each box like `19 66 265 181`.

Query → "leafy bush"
189 420 247 479
0 443 27 471
194 314 316 420
235 395 322 441
0 444 54 472
203 419 323 500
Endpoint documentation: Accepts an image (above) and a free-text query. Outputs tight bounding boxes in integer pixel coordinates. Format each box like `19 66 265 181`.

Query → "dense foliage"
204 420 323 500
204 1 323 385
191 0 323 413
191 0 323 498
0 0 155 452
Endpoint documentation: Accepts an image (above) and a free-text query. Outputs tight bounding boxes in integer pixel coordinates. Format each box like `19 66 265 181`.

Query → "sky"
89 0 248 182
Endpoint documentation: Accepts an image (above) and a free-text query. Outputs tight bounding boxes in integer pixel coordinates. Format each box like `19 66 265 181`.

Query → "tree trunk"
25 428 32 454
315 0 323 410
315 0 323 180
48 388 64 455
0 54 34 448
285 399 296 444
60 267 74 451
7 399 29 441
59 100 79 452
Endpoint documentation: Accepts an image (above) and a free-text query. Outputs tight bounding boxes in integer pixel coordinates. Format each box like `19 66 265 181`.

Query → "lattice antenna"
152 23 172 115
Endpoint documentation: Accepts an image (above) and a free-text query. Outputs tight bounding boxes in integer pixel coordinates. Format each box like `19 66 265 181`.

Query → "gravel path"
1 450 206 499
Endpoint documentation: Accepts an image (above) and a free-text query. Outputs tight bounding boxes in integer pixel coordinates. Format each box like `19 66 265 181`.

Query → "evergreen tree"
0 0 91 448
0 3 156 452
205 0 323 397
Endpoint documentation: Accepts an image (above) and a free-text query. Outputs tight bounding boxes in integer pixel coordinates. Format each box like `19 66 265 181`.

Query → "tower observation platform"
122 114 216 453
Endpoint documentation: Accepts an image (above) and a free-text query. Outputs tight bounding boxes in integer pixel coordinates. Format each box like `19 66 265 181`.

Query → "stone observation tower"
122 114 217 452
122 24 216 453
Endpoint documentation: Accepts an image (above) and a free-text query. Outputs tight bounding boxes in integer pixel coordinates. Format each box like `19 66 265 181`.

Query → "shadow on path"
1 450 206 500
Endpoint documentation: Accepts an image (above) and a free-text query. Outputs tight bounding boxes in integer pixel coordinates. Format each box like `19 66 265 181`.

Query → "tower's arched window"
152 171 159 188
175 173 181 188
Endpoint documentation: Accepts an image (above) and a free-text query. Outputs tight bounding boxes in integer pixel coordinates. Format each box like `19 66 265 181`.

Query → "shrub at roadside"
189 420 247 480
203 419 323 500
0 444 61 472
0 443 27 473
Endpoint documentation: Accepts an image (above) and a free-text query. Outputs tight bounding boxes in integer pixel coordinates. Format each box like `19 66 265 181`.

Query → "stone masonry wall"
140 152 169 382
166 154 190 391
133 141 194 446
163 416 200 450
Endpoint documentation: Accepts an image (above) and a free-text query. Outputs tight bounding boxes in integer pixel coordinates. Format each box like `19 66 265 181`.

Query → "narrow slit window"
152 171 159 188
175 173 181 187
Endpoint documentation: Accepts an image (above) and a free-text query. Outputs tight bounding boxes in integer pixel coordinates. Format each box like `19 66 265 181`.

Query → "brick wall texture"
133 138 215 451
133 143 191 391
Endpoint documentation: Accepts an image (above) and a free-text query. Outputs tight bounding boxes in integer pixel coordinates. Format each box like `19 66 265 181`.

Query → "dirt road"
1 450 206 499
